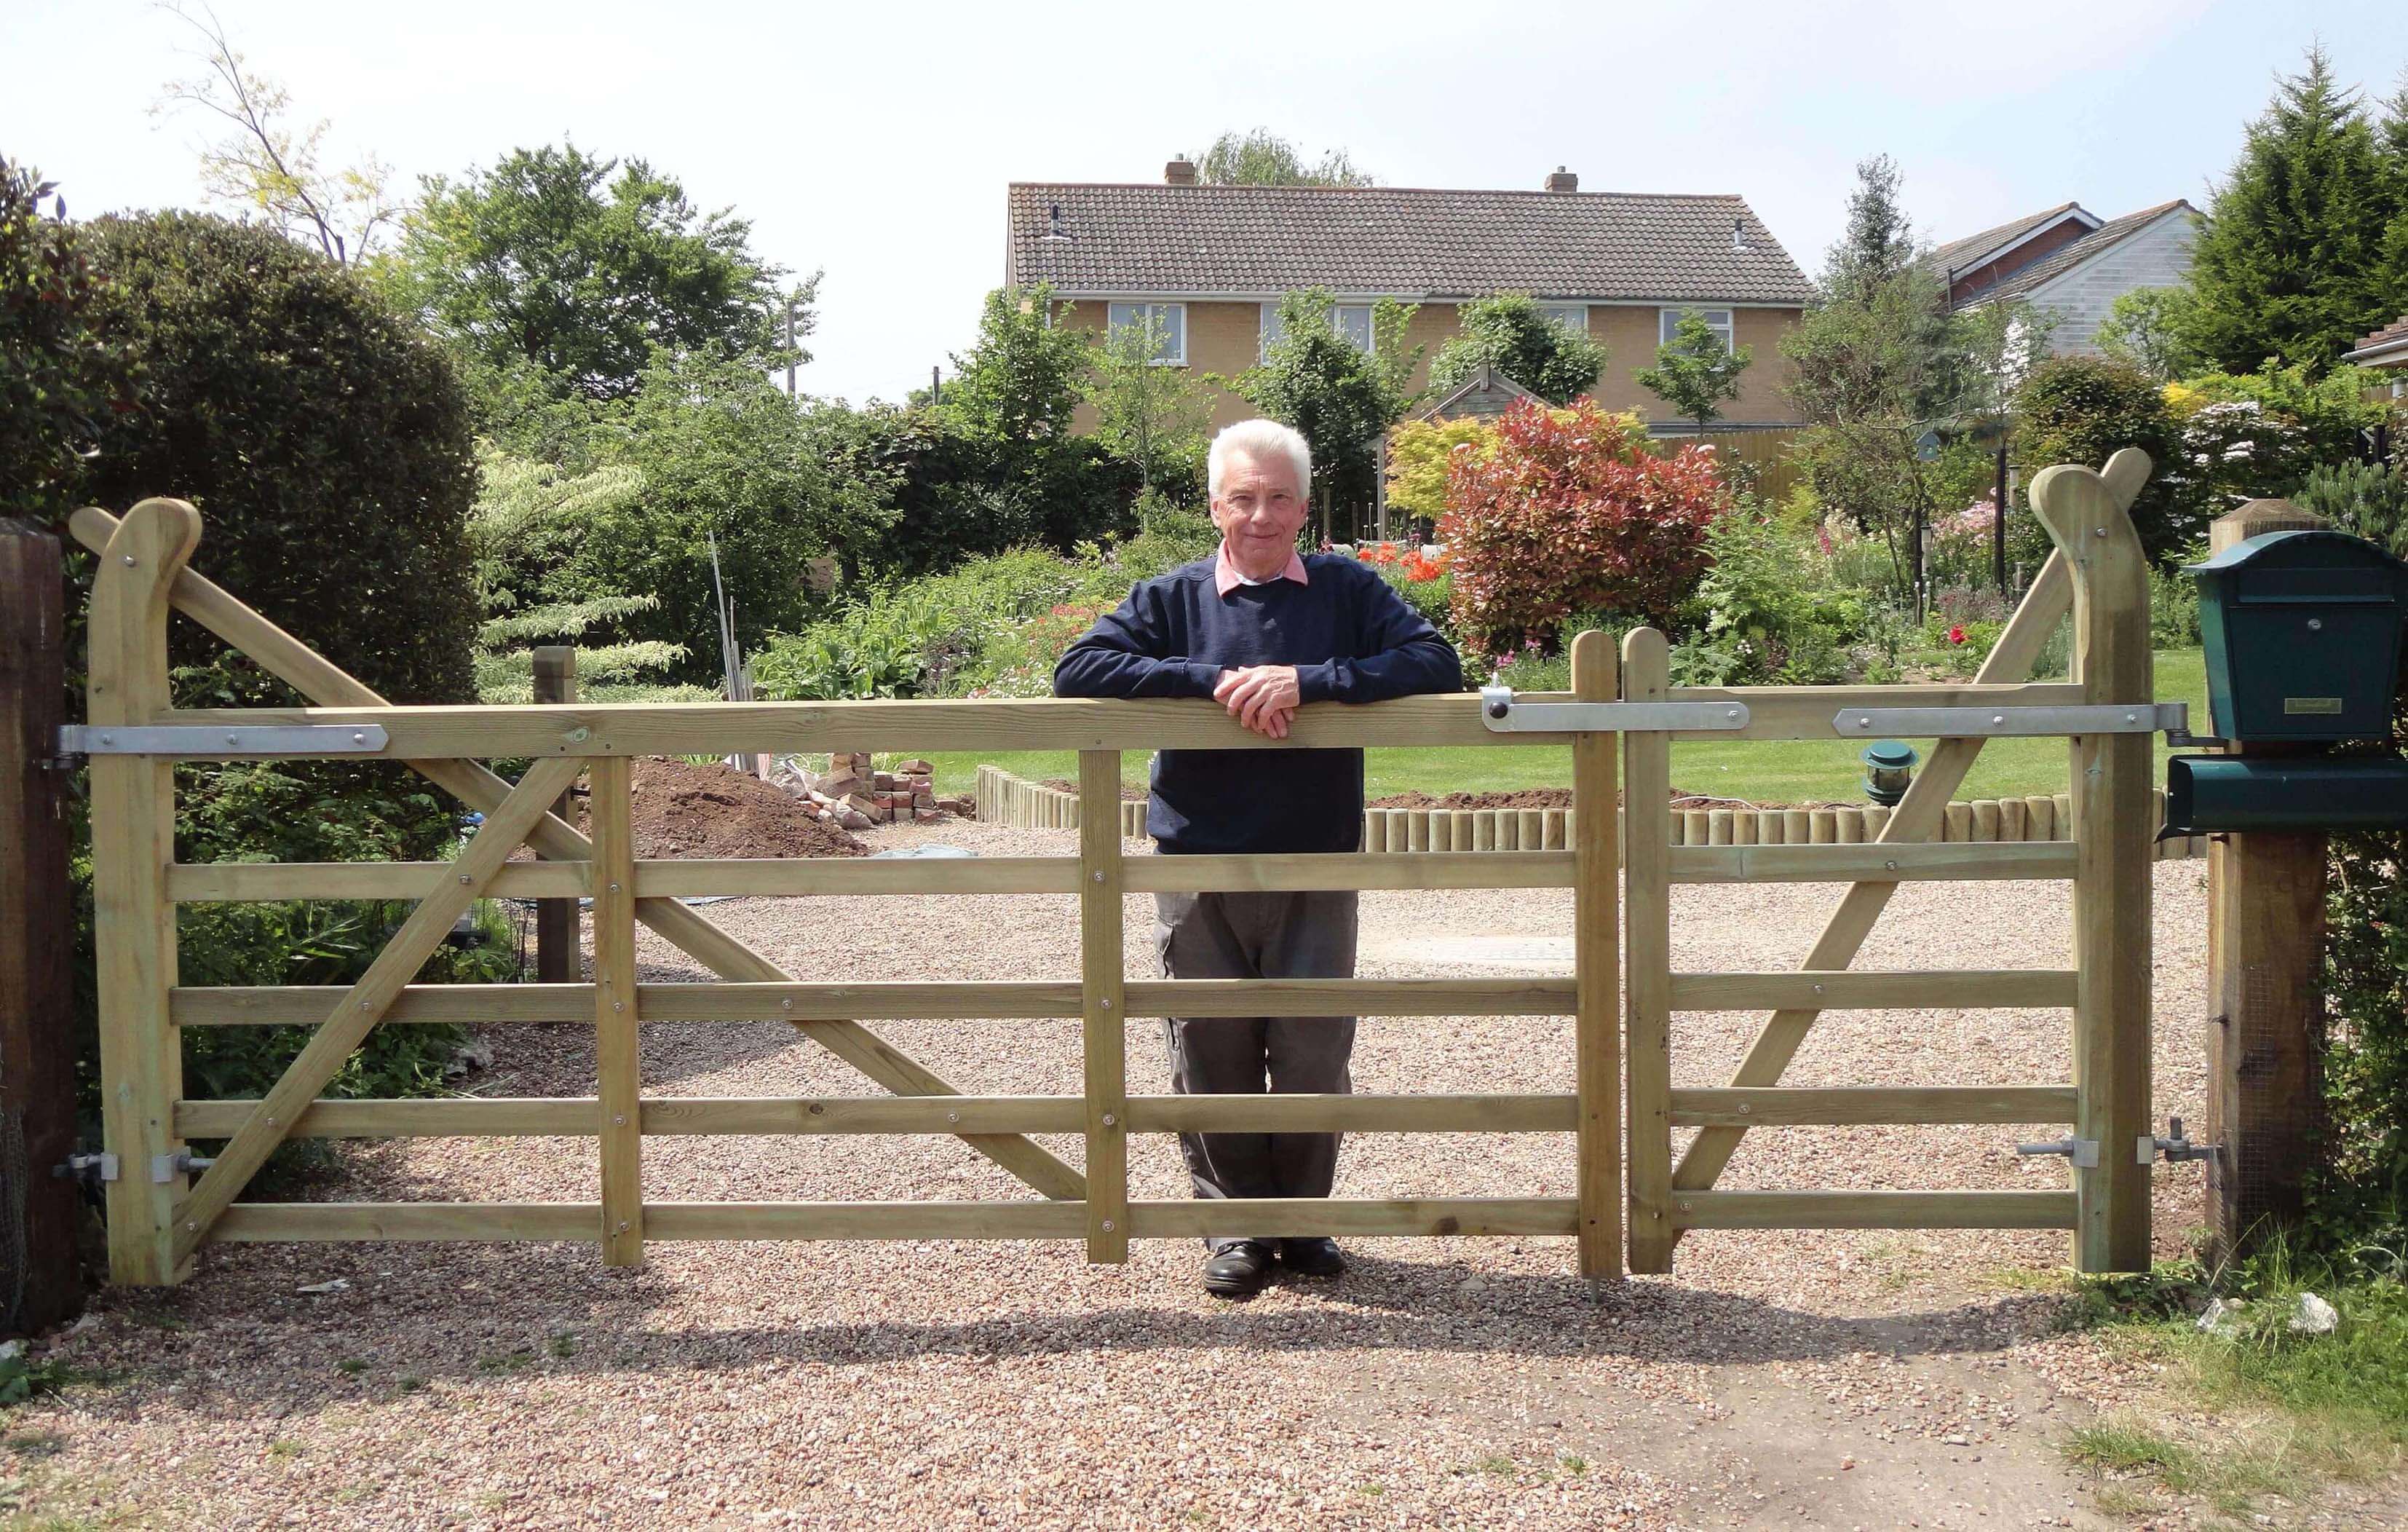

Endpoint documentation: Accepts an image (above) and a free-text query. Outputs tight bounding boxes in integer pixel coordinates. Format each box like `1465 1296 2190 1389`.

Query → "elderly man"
1053 419 1462 1298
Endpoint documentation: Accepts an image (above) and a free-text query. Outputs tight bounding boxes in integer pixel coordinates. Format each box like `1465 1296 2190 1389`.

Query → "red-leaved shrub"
1440 400 1728 652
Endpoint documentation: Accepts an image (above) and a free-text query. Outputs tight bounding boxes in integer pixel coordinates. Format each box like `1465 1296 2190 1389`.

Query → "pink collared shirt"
1212 540 1310 597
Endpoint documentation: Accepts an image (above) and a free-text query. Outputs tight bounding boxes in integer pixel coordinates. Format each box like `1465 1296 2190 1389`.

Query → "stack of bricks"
805 754 975 826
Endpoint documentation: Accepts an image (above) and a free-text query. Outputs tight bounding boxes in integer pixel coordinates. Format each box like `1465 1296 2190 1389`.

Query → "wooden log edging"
970 765 2205 859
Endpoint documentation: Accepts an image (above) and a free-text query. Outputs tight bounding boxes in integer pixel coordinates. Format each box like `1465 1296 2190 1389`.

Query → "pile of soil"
581 756 867 858
1045 778 1149 802
1370 788 1573 810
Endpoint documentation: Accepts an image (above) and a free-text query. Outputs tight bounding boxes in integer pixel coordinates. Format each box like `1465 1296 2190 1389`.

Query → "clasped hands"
1213 664 1301 739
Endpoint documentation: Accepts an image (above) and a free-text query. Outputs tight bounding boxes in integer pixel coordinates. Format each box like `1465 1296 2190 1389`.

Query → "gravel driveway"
9 824 2396 1527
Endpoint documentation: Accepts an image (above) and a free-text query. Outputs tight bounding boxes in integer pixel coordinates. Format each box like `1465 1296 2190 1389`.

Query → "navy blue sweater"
1052 553 1463 853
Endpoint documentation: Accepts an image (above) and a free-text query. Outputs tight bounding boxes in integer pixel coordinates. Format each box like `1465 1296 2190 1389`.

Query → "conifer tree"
2178 49 2398 374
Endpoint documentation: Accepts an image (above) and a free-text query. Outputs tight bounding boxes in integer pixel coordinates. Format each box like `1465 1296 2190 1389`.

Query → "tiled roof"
2346 313 2408 361
1952 201 2197 305
1005 183 1814 304
1931 202 2088 278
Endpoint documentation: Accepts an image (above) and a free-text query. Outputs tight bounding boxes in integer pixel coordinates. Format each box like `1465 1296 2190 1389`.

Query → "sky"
7 0 2406 406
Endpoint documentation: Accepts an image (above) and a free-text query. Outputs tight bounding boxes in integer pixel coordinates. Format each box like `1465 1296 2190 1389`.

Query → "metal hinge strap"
1480 689 1751 734
1834 703 2187 738
57 724 389 758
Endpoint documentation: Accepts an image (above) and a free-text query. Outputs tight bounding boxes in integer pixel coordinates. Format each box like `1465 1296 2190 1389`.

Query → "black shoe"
1202 1240 1275 1299
1278 1237 1346 1277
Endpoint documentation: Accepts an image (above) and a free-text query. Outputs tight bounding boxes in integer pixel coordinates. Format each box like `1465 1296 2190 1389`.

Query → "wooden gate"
1618 451 2158 1274
73 449 2162 1289
74 499 1627 1287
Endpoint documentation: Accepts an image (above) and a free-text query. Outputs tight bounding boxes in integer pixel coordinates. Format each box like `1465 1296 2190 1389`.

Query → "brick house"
1935 200 2201 356
1003 159 1814 435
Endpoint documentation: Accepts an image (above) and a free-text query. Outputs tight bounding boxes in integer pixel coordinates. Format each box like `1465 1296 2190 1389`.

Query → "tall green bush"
2011 356 2189 563
1 159 138 524
76 212 480 708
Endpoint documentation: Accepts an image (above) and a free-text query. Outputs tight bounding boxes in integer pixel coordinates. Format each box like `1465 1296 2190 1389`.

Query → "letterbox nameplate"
2282 697 2345 715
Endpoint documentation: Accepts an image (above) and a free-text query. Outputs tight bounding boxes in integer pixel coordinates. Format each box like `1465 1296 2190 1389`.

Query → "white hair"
1208 419 1312 498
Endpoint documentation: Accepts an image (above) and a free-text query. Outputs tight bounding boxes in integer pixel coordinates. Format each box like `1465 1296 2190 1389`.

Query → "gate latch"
2016 1136 2100 1169
1478 687 1751 734
52 1152 119 1186
2141 1115 2221 1166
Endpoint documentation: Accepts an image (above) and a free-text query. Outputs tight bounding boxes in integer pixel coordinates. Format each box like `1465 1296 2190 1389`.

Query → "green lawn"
930 649 2209 807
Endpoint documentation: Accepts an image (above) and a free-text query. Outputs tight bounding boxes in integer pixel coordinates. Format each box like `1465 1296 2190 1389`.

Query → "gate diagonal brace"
1481 689 1749 734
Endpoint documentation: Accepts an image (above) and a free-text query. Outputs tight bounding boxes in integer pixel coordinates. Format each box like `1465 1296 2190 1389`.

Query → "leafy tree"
1237 288 1421 535
1197 130 1374 187
1 159 138 524
1086 310 1212 495
541 350 883 684
1782 156 1992 596
1636 307 1754 428
935 285 1090 447
1384 416 1494 530
151 1 397 265
2095 287 2203 380
2174 48 2399 374
464 446 699 702
1426 293 1608 406
376 143 798 412
1442 399 1726 653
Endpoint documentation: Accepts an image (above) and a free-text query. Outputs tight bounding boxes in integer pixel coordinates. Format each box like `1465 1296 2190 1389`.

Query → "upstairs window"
1108 301 1187 365
1534 303 1588 332
1658 307 1735 351
1260 302 1379 360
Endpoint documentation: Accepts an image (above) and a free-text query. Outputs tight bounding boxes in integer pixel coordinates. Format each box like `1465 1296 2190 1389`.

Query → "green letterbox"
2187 530 2408 743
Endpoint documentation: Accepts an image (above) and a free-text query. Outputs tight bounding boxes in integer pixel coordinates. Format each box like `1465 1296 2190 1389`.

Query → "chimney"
1545 166 1578 193
1165 153 1197 186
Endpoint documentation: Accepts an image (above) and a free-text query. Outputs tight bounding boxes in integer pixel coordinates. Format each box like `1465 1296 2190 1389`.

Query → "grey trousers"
1153 889 1360 1249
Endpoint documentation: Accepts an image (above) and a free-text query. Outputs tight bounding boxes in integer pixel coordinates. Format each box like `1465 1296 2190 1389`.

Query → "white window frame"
1658 307 1735 351
1108 301 1187 366
1534 303 1588 333
1259 301 1379 360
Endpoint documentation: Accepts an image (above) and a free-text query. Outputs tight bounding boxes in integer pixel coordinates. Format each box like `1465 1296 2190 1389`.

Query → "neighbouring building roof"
1930 202 2095 281
1951 200 2198 306
1004 182 1815 305
2345 314 2408 368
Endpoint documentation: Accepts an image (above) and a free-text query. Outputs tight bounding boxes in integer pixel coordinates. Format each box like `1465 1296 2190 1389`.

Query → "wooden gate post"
2029 461 2153 1273
531 647 579 984
2201 499 2331 1263
1569 631 1621 1280
1 521 84 1330
1621 628 1676 1274
87 499 204 1287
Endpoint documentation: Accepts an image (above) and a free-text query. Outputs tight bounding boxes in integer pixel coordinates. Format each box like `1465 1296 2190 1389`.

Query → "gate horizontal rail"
175 1092 1583 1139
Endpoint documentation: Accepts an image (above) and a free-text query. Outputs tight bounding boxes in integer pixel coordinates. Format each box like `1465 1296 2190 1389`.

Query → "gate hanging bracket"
2140 1116 2222 1166
1834 703 2187 739
57 724 389 758
1479 687 1750 734
52 1152 119 1186
2016 1136 2100 1169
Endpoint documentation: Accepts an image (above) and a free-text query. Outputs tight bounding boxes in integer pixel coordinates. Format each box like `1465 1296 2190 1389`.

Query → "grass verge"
2054 1249 2408 1521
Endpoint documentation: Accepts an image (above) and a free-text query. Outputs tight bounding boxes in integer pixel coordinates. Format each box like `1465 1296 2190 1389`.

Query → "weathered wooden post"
531 647 580 984
1 521 84 1330
2201 499 2331 1263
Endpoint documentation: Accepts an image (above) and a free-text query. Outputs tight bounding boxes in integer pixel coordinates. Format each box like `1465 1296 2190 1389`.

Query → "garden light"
1860 740 1918 807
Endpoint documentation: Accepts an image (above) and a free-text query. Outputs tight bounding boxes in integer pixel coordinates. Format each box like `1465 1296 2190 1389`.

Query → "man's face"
1211 449 1311 580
